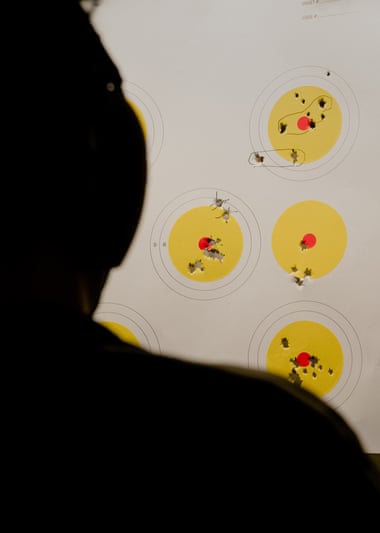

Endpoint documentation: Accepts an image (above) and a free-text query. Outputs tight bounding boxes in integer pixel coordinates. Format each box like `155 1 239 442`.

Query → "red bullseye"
296 352 311 367
297 116 310 131
198 237 211 250
301 233 317 249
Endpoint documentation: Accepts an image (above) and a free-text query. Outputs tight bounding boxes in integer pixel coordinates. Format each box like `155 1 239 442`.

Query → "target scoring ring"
150 188 262 300
249 66 359 181
94 302 161 353
248 300 362 406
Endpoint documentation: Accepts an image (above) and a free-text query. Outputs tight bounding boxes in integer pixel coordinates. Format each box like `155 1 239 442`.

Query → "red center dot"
296 352 311 367
198 237 211 250
297 116 310 131
301 233 317 248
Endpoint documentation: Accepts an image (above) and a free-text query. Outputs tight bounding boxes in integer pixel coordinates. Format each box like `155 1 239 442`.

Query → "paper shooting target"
150 188 261 300
272 199 347 284
248 301 363 406
94 302 161 353
124 81 164 166
248 66 359 180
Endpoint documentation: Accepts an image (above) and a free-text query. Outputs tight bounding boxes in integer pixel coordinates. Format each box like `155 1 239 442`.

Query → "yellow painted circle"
168 206 243 282
266 320 344 397
272 200 347 278
268 86 342 164
100 321 140 347
127 98 147 139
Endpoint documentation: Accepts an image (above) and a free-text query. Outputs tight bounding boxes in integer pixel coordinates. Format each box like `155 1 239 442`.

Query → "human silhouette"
2 0 379 526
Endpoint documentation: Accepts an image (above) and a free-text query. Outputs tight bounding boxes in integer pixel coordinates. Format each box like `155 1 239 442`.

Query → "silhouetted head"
3 1 147 270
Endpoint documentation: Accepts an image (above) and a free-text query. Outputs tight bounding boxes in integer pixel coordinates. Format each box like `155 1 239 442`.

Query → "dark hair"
4 1 147 268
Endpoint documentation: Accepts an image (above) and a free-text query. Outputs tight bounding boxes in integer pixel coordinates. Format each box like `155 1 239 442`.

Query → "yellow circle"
266 320 343 397
168 206 243 282
268 86 342 163
127 98 147 139
272 200 347 278
100 321 140 347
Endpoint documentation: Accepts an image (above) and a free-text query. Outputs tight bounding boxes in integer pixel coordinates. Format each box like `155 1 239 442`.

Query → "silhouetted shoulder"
4 308 380 524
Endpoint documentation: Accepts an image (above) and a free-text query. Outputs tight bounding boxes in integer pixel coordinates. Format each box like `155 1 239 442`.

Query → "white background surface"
91 0 380 452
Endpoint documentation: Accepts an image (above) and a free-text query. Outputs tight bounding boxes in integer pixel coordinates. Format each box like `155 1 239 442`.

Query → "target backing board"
93 1 380 452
